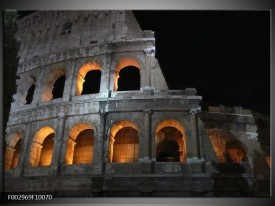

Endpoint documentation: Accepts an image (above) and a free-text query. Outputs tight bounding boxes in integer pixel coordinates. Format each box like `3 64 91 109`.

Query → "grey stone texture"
4 11 270 196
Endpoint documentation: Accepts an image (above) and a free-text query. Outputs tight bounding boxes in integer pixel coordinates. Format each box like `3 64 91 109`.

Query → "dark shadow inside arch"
81 70 101 95
52 75 66 99
26 83 35 104
117 66 140 91
225 140 248 163
157 139 180 162
156 127 183 162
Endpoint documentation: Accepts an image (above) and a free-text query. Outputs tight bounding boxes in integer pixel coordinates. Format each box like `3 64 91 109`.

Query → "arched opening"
42 69 66 102
25 83 35 104
4 132 22 169
10 139 22 169
75 62 101 96
207 130 227 162
81 70 101 95
29 127 55 167
109 121 139 163
112 127 139 163
114 58 141 91
65 123 95 165
156 127 183 162
117 66 140 91
39 133 54 166
73 129 94 164
155 120 187 163
52 75 66 99
225 141 248 163
13 76 36 105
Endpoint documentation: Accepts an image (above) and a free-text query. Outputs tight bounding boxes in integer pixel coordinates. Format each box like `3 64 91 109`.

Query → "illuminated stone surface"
4 11 270 196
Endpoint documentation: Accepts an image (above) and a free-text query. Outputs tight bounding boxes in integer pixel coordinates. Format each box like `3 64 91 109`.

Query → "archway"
155 120 187 163
38 133 54 166
4 132 22 169
117 66 140 91
114 58 141 91
75 62 101 96
52 75 66 99
109 121 139 163
29 127 55 167
25 83 35 104
10 139 22 169
13 76 36 105
225 140 248 163
73 129 94 164
42 69 66 102
65 123 95 165
81 70 101 95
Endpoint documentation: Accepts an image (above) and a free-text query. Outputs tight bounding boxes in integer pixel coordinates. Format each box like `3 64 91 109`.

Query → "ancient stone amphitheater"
4 10 270 196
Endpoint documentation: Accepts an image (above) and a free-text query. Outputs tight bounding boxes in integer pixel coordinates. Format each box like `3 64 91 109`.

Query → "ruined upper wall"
15 11 143 63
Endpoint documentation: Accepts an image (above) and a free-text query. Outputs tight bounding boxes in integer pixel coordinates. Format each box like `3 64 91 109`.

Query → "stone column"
64 138 76 164
190 109 200 159
99 69 111 97
198 122 205 160
21 122 35 175
109 70 118 92
63 60 77 101
51 114 66 175
59 136 70 166
29 142 43 166
32 67 45 105
102 112 110 172
92 112 106 174
143 48 155 87
109 136 115 163
100 54 111 94
75 73 85 96
140 110 151 162
70 59 80 98
144 54 151 87
182 137 186 163
188 109 205 172
4 146 15 169
10 124 31 177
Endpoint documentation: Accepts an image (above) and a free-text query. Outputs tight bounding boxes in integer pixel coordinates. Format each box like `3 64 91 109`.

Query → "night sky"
17 11 270 114
133 11 270 114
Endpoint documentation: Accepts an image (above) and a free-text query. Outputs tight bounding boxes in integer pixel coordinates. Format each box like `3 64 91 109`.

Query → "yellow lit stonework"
109 121 139 163
114 58 141 91
65 123 94 164
29 127 54 167
4 132 22 169
75 62 101 96
41 69 66 102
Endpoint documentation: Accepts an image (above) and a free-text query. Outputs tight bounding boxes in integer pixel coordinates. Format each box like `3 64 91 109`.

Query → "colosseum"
4 10 270 196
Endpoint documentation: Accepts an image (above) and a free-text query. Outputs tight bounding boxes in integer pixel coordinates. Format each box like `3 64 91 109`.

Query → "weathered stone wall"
200 105 270 179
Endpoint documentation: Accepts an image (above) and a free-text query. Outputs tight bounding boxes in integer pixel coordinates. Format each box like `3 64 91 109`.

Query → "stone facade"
4 10 270 196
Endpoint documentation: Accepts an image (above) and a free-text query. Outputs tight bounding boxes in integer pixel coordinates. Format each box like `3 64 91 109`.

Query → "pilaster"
52 113 66 175
139 110 152 162
92 111 106 173
189 109 200 159
63 59 77 101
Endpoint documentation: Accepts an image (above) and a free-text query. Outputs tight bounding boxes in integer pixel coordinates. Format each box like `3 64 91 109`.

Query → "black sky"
133 11 270 114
